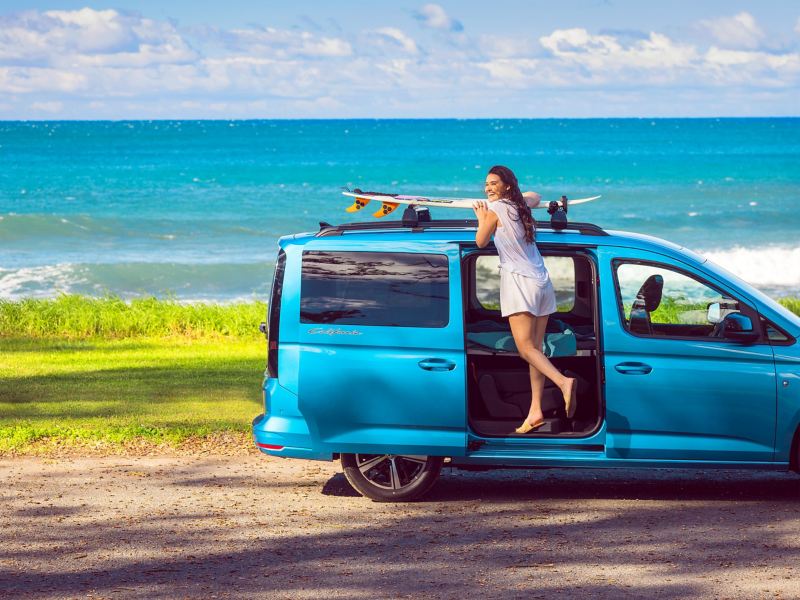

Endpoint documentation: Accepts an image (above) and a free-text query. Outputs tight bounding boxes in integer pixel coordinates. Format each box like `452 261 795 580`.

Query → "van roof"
280 219 709 266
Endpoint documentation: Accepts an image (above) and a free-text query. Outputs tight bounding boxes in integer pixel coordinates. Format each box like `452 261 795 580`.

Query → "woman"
473 165 577 433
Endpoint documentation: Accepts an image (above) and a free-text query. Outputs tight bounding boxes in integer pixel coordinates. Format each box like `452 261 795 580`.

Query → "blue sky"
1 1 798 118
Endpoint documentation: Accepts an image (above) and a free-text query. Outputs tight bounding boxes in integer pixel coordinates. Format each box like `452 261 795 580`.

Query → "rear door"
295 242 466 456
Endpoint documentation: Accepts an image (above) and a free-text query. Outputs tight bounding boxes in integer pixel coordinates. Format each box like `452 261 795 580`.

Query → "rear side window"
301 251 449 327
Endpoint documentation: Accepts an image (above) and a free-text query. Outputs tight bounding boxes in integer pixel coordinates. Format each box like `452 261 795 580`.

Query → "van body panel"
598 246 778 462
774 350 800 462
291 242 467 456
296 341 466 455
252 380 334 461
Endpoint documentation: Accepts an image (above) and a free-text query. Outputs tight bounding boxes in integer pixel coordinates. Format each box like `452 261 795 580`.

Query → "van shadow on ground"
324 466 800 502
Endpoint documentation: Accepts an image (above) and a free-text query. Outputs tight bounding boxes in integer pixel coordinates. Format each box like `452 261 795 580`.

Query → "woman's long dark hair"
489 165 535 244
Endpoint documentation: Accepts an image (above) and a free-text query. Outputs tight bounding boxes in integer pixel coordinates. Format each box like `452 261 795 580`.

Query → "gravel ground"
3 455 800 599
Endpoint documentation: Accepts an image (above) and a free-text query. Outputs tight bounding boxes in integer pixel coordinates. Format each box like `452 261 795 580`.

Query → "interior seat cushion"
467 319 577 357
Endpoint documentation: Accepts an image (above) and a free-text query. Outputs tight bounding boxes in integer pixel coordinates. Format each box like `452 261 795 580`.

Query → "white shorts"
499 270 557 317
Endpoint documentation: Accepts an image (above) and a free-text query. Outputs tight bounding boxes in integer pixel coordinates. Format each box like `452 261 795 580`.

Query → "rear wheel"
341 453 443 502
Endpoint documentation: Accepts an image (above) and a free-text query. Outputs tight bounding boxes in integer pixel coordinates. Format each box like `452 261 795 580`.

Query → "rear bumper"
251 413 333 461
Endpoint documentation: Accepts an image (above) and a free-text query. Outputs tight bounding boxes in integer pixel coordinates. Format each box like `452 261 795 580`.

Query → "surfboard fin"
345 197 370 213
373 201 399 218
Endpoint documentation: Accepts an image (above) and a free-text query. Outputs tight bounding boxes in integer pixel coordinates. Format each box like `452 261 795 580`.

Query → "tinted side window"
301 251 449 327
763 319 791 343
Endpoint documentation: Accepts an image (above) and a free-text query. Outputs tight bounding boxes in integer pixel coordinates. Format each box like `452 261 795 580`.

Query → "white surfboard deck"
342 191 600 218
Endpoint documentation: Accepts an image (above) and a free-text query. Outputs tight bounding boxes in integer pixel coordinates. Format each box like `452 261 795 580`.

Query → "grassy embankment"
0 296 267 454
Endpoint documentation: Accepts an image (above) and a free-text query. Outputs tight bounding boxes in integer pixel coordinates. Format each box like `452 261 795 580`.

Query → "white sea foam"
0 263 87 299
699 246 800 290
0 261 272 301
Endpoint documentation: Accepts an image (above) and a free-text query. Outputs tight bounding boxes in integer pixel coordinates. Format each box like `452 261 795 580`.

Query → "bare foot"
561 377 577 419
523 412 545 426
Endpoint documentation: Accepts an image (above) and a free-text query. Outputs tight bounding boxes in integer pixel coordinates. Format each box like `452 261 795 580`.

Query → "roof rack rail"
316 218 608 237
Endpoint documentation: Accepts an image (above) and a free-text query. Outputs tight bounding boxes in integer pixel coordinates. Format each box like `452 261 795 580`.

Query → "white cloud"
372 27 419 54
699 12 764 50
43 8 140 53
414 4 463 32
0 66 87 93
541 28 619 56
0 8 197 67
540 29 698 72
478 35 541 59
222 27 352 58
704 47 800 86
31 101 63 113
477 59 540 87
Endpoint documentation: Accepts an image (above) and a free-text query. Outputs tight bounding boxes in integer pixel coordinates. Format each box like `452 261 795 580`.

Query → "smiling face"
484 173 510 201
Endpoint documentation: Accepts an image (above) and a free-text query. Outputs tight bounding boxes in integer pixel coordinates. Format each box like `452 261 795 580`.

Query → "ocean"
1 118 799 301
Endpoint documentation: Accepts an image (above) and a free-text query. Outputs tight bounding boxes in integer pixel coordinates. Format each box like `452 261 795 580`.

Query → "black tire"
341 453 444 502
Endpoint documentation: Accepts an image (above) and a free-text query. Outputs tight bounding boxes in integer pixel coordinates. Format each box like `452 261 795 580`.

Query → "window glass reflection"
301 251 449 327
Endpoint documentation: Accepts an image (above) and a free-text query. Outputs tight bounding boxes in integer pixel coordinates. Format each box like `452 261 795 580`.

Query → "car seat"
477 369 588 420
629 274 664 335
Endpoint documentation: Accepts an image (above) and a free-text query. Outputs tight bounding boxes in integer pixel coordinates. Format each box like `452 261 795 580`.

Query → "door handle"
418 358 456 372
614 362 653 375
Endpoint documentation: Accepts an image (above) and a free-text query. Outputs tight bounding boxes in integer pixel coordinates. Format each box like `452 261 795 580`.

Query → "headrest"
635 274 664 312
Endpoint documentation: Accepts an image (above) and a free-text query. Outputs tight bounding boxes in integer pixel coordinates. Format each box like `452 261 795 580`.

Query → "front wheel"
341 453 444 502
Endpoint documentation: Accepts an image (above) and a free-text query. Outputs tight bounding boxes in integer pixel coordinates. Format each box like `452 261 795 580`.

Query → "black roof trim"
316 219 608 237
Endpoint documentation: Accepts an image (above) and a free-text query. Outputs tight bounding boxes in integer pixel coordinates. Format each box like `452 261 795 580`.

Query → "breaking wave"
0 262 274 302
699 245 800 293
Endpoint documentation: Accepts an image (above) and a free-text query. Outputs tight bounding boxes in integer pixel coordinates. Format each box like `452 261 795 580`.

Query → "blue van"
252 210 800 501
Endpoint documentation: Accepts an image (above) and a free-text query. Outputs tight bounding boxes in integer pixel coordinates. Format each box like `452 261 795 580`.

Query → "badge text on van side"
308 328 363 336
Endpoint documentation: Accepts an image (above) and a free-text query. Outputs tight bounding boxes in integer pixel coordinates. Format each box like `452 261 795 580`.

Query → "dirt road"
3 455 800 599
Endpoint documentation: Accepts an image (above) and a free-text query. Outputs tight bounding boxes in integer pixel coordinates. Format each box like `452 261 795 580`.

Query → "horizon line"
2 115 800 123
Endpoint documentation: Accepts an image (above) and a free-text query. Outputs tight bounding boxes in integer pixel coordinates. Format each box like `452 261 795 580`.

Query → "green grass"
779 297 800 316
0 296 268 453
0 295 267 339
0 336 266 452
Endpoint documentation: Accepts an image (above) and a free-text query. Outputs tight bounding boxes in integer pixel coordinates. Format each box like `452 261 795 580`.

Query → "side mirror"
721 313 758 343
707 302 721 324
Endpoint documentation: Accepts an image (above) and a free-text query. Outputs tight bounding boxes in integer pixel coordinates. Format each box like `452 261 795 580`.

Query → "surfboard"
342 191 601 218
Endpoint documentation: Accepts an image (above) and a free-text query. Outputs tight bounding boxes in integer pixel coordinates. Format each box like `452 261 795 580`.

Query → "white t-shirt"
487 200 550 284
